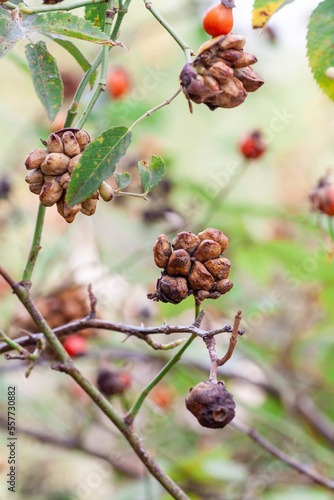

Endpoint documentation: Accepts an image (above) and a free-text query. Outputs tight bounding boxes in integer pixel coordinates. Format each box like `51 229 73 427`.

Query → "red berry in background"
63 335 88 357
202 3 234 38
309 175 334 216
239 130 266 160
150 385 175 409
106 67 131 99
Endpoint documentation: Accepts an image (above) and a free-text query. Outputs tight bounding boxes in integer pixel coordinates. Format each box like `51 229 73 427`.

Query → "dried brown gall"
167 249 191 277
153 235 172 269
172 232 200 255
188 261 215 291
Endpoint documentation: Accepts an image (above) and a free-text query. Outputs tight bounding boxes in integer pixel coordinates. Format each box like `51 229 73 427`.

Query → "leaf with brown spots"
0 8 23 59
252 0 295 29
25 41 63 122
30 12 117 45
66 127 132 207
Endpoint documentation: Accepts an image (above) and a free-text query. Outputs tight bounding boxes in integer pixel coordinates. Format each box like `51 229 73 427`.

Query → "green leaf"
114 172 131 190
66 127 132 207
85 3 107 31
307 0 334 102
138 156 165 195
49 37 97 88
29 12 114 45
0 8 23 59
252 0 295 29
25 41 63 122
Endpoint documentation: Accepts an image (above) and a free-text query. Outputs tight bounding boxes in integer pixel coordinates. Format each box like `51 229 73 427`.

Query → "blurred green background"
1 0 334 499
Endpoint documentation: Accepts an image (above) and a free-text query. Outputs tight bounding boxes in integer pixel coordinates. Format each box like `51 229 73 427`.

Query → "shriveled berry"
198 228 229 252
68 153 82 174
75 130 91 150
167 249 191 277
153 235 172 269
97 367 131 397
40 153 70 175
172 231 200 255
47 133 64 153
160 275 189 304
81 198 97 216
25 148 47 170
204 257 230 280
39 177 63 207
188 261 214 291
216 279 233 294
25 168 44 185
62 131 81 157
185 381 235 428
193 239 222 263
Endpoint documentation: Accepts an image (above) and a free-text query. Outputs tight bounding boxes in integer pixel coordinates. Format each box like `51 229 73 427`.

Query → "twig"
125 302 203 424
129 88 182 131
6 0 109 15
219 310 242 366
232 419 334 491
0 267 190 500
0 328 45 378
87 284 97 319
143 1 193 62
0 414 141 478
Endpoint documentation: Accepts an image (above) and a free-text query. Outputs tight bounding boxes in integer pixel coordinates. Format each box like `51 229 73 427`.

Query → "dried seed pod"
209 60 234 84
81 198 97 216
57 194 76 223
25 168 44 185
218 48 242 64
62 131 81 157
47 133 64 153
234 66 264 92
167 249 191 277
203 74 220 92
25 148 47 170
39 177 63 207
153 235 172 269
172 232 200 255
99 181 114 202
60 172 71 190
185 381 235 429
148 275 189 304
232 51 258 68
41 153 70 175
207 77 247 109
198 228 229 253
204 257 231 280
29 183 43 195
219 33 246 51
188 261 214 291
68 153 82 174
193 239 222 263
76 130 91 150
216 279 233 294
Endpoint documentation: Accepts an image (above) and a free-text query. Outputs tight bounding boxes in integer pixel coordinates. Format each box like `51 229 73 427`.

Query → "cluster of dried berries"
185 381 235 429
309 174 334 217
24 128 113 223
148 228 233 305
180 33 264 111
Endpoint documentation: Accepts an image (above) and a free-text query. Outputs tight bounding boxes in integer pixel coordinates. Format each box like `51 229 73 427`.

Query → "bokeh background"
1 0 334 499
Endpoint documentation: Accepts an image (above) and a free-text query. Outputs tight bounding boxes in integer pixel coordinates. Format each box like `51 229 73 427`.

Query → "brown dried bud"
57 195 77 223
207 77 247 109
68 153 82 174
39 177 63 207
185 381 235 429
209 60 233 84
97 368 131 397
47 133 64 153
62 131 81 157
99 181 114 202
157 275 189 304
234 66 264 92
204 257 231 280
216 279 233 294
41 153 70 175
25 148 47 170
219 33 246 51
188 261 214 291
29 183 43 195
203 74 220 92
232 51 258 68
193 240 222 263
81 198 97 216
172 232 200 255
198 228 229 253
25 168 44 185
153 235 172 269
76 130 91 150
167 249 191 277
60 172 72 190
